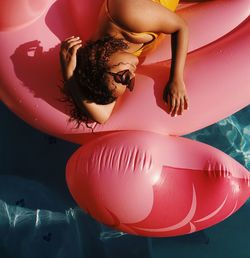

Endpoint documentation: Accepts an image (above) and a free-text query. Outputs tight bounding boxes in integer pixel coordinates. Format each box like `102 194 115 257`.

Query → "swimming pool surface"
0 103 249 258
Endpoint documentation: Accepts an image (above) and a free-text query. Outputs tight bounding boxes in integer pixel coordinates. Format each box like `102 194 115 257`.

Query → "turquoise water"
184 105 250 171
1 102 249 258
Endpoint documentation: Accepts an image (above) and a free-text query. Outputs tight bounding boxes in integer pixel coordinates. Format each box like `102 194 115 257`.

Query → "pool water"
0 102 249 258
184 105 250 171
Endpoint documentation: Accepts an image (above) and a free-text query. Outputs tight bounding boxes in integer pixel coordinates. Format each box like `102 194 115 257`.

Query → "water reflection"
0 175 95 258
185 105 250 170
0 105 249 258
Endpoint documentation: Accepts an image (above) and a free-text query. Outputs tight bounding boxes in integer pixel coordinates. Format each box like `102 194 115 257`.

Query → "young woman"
60 0 189 127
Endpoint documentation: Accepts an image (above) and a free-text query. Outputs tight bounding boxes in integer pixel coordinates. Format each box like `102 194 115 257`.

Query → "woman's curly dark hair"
58 36 129 129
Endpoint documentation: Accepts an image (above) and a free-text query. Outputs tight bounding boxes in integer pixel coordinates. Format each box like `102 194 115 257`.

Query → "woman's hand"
60 36 82 81
163 78 189 117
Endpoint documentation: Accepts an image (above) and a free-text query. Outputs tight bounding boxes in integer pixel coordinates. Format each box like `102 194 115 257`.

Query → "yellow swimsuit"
105 0 179 56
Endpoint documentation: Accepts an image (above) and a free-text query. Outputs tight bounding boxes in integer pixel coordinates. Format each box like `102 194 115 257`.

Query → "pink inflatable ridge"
143 0 250 64
0 0 249 143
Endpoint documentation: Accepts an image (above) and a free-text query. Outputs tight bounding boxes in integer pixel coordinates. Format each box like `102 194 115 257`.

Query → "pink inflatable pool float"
0 0 249 142
66 131 250 237
0 0 249 237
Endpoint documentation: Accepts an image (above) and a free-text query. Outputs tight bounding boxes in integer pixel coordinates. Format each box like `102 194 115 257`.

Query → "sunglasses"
107 69 135 92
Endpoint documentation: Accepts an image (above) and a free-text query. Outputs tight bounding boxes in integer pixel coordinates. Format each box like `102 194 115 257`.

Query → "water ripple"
184 105 250 170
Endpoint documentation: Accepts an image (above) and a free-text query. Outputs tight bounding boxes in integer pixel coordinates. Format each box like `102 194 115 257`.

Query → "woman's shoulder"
107 0 175 34
108 0 156 32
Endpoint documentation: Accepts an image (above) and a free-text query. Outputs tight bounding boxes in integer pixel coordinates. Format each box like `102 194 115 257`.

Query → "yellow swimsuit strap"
156 0 179 12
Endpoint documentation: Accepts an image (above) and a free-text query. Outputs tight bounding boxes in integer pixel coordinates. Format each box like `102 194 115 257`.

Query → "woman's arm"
60 36 116 124
164 18 189 117
82 100 117 124
60 36 82 81
64 78 116 124
110 0 189 116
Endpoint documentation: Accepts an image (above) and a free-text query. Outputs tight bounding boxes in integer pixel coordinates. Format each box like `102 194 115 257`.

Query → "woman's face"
106 51 139 97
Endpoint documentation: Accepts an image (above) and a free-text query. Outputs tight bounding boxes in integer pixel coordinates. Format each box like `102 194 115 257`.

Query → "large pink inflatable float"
66 131 250 237
0 0 249 143
0 0 249 237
